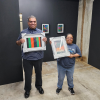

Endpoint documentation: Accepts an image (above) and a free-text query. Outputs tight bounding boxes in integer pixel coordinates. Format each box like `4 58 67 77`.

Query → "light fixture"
19 13 23 32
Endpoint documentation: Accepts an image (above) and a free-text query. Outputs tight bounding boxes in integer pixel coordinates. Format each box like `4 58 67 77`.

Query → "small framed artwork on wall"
42 24 49 34
57 24 64 33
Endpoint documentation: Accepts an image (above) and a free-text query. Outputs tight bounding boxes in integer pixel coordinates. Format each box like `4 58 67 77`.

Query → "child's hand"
68 54 74 58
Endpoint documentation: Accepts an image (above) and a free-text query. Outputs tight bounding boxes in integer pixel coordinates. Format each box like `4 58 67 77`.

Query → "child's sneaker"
56 88 62 94
68 88 75 95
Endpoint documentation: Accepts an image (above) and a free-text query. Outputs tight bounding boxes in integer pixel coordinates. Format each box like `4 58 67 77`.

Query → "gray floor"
0 60 100 100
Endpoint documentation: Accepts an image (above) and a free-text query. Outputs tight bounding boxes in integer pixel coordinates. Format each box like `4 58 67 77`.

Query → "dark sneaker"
56 88 62 94
37 87 44 94
24 91 30 98
68 88 75 95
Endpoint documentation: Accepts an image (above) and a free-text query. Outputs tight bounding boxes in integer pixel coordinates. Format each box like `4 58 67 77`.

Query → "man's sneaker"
68 88 75 95
56 88 62 94
37 87 44 94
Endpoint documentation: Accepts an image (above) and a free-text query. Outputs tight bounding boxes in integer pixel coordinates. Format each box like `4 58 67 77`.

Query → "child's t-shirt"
57 43 82 68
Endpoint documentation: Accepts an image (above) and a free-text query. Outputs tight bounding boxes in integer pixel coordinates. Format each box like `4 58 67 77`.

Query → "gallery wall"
0 0 23 85
88 0 100 69
19 0 79 62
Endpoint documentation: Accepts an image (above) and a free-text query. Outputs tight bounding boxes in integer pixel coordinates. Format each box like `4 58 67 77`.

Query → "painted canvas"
42 24 49 33
22 33 46 53
57 24 64 33
54 40 65 54
26 37 42 48
49 36 70 59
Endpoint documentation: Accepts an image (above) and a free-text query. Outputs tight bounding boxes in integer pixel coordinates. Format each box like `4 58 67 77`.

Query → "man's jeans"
57 62 75 89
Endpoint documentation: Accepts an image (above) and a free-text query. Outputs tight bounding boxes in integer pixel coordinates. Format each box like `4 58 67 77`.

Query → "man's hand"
68 54 74 58
16 38 25 46
20 38 25 44
42 37 47 42
49 40 52 44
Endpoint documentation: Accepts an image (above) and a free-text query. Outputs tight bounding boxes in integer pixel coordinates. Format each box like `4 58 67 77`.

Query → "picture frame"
57 24 64 33
22 33 46 53
42 24 49 34
49 36 70 59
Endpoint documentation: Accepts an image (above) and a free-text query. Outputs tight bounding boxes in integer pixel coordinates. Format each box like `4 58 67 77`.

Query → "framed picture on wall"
57 24 64 33
49 36 70 59
42 24 49 34
22 33 46 53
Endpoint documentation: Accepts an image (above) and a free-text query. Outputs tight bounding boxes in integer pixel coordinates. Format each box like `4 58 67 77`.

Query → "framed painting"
57 24 64 33
22 33 46 53
42 24 49 34
49 36 70 59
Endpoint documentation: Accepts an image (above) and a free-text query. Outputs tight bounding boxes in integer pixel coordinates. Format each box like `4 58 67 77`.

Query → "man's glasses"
28 21 37 23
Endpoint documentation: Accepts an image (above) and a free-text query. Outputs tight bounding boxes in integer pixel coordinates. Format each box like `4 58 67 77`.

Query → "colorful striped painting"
27 37 42 48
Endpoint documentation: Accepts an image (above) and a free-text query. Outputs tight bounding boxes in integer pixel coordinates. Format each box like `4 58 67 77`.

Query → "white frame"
57 24 64 33
22 33 46 53
49 36 70 59
42 24 49 34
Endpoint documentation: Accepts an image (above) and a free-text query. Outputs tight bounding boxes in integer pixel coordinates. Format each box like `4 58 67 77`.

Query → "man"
16 15 47 98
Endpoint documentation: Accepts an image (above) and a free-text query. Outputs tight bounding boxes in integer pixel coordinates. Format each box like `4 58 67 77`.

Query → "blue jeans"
57 62 75 89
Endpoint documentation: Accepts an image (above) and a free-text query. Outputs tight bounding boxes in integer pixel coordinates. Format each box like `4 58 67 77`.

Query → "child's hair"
66 33 74 38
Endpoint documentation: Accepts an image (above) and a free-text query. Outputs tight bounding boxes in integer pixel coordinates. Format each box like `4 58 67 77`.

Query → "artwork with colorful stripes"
26 37 42 48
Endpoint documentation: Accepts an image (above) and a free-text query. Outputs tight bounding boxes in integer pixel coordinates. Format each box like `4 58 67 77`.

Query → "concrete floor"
0 60 100 100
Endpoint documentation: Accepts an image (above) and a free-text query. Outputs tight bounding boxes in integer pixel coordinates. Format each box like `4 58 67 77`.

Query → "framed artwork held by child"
49 36 70 59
